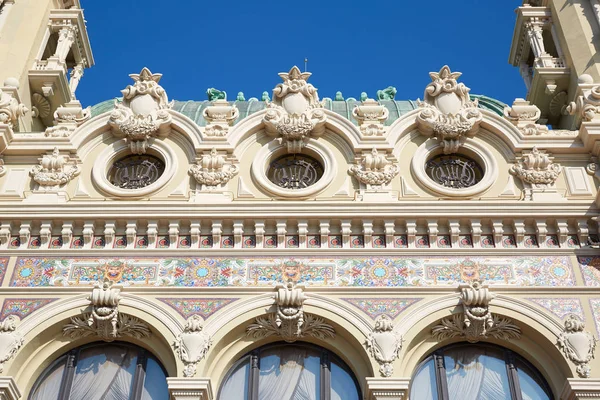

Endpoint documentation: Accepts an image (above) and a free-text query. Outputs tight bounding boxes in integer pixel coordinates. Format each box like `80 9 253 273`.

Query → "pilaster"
365 377 410 400
167 378 213 400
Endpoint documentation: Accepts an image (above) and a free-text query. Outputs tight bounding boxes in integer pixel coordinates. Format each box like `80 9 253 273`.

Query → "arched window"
29 342 168 400
218 342 361 400
410 343 552 400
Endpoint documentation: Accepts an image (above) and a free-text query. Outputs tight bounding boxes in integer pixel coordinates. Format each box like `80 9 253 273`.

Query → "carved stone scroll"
109 67 173 154
174 315 212 378
365 315 402 377
0 88 27 130
557 315 597 378
262 66 327 153
416 66 482 154
566 85 600 122
432 282 521 343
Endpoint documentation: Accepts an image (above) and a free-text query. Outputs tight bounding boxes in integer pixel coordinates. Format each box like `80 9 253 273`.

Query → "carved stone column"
365 377 409 400
167 378 213 400
0 377 21 400
561 378 600 400
526 20 547 59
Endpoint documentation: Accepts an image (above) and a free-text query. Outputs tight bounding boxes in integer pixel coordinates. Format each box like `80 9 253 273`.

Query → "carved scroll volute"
174 315 212 378
365 315 402 377
262 66 327 153
109 67 173 154
566 85 600 122
416 65 482 154
558 315 597 378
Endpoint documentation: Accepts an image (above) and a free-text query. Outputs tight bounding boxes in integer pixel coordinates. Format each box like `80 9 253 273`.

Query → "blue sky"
77 0 525 107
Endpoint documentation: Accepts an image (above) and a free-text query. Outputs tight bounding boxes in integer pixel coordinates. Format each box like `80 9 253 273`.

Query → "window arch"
410 343 553 400
218 342 361 400
29 342 168 400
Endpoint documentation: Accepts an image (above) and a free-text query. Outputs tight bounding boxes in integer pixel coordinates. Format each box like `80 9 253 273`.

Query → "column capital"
561 378 600 400
365 377 410 400
0 377 21 400
167 377 213 400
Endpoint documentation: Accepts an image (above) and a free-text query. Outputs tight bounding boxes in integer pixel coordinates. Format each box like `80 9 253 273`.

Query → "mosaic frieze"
589 299 600 337
0 298 56 321
578 257 600 286
527 298 584 321
342 298 421 319
158 298 238 319
10 256 574 287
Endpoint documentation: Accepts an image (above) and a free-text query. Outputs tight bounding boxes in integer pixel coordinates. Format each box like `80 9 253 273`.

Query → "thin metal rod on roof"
304 58 308 72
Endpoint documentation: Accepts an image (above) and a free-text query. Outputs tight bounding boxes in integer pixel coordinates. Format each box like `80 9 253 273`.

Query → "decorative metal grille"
425 154 483 189
108 154 165 189
267 154 324 189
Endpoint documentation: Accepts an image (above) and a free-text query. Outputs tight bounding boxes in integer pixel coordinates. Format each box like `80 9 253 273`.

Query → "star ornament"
279 66 312 83
129 67 163 83
429 65 462 82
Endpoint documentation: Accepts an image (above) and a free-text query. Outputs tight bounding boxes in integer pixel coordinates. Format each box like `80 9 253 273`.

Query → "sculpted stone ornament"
349 148 399 187
587 156 600 184
566 85 600 122
246 282 335 343
365 315 402 377
510 147 561 187
377 86 397 101
416 66 482 154
189 148 239 188
30 147 80 188
262 66 327 153
45 100 91 137
0 88 27 130
432 282 521 343
557 315 597 378
203 99 239 137
0 316 23 373
503 98 549 135
109 67 173 154
352 98 389 137
63 280 150 341
174 315 212 378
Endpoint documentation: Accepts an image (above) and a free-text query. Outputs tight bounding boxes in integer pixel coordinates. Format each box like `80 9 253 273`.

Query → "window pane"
445 347 511 400
219 357 250 400
409 358 438 400
141 357 169 400
516 360 551 400
29 357 66 400
258 346 320 400
69 345 137 400
331 362 359 400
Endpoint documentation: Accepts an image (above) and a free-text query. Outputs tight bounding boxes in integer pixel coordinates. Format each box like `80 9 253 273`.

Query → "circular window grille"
267 154 324 190
108 154 165 190
425 154 483 189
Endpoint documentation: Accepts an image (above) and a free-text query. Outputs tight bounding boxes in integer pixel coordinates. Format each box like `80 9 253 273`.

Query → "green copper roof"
90 94 506 128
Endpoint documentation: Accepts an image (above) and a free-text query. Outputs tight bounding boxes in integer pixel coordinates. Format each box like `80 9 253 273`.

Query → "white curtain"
68 346 135 400
258 349 318 400
30 361 66 400
409 359 437 400
219 361 250 400
446 349 509 400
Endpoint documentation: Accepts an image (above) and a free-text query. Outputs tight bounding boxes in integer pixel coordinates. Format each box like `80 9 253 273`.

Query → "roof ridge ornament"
416 65 482 154
262 66 327 153
109 67 173 154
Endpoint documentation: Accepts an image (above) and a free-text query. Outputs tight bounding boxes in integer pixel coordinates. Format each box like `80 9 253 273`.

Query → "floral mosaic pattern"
373 235 386 248
590 299 600 336
342 298 421 319
579 256 600 287
9 256 574 287
0 298 57 321
527 298 584 321
459 235 473 248
158 298 238 319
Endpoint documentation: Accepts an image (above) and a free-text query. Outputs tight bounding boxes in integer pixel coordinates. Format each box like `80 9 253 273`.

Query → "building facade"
0 0 597 399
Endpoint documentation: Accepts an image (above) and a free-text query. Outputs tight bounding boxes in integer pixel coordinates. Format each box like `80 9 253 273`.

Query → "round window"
267 154 324 190
425 154 483 189
108 154 165 190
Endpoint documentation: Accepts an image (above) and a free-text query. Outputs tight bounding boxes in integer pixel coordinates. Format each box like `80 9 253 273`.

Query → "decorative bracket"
63 280 150 341
352 99 389 137
189 148 238 189
432 282 521 343
246 282 334 342
174 315 212 378
365 315 402 377
0 316 23 373
503 98 549 135
557 315 597 378
416 66 482 154
262 66 327 153
349 148 399 188
0 87 27 131
109 67 173 154
203 99 239 137
30 147 80 189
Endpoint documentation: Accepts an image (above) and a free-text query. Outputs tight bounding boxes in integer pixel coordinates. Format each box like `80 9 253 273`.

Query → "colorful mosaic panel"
437 235 451 248
199 235 212 248
9 256 575 287
329 235 342 248
416 235 429 248
527 298 584 321
342 298 421 319
524 234 538 248
350 235 364 248
135 236 148 248
286 235 299 248
394 235 408 248
0 258 10 284
70 236 84 249
459 235 473 248
114 236 127 249
29 236 41 248
264 235 277 248
590 299 600 336
307 235 320 248
578 256 600 286
481 235 494 248
158 298 238 319
373 235 386 248
49 236 63 249
92 236 105 249
546 235 560 248
9 237 20 249
0 298 57 321
242 236 256 248
567 235 580 248
221 235 234 248
502 235 516 248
